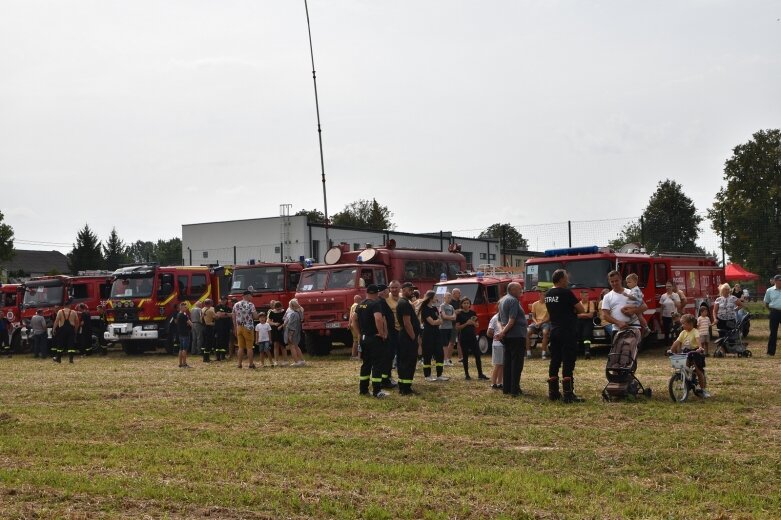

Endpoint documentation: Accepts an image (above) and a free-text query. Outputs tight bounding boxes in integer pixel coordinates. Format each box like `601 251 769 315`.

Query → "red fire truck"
227 262 304 312
1 283 24 351
104 264 231 354
20 274 113 352
433 266 525 355
295 242 467 355
521 246 724 347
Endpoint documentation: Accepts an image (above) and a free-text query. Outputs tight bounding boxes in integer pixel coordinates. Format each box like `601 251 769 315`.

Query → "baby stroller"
714 311 752 358
602 327 652 401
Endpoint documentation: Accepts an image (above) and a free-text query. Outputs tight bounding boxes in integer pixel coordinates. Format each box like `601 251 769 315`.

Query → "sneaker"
248 364 257 369
445 359 454 366
272 362 278 367
418 359 424 366
425 376 437 382
457 358 464 364
702 390 712 398
436 376 450 381
478 374 489 380
296 360 306 367
375 391 389 399
526 352 532 359
541 353 547 360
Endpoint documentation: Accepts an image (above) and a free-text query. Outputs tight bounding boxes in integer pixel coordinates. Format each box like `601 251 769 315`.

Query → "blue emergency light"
543 246 599 257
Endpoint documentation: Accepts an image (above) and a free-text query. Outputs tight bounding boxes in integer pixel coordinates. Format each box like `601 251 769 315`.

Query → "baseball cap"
242 290 252 296
366 284 379 294
401 282 416 289
376 284 388 292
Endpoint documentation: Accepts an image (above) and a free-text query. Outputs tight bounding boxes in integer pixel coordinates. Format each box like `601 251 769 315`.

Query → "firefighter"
78 303 92 356
396 282 421 395
214 296 232 361
351 284 387 398
201 298 216 362
0 314 10 357
379 282 400 388
52 303 80 364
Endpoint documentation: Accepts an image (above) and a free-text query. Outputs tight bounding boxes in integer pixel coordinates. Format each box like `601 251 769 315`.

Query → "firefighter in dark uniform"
351 284 388 398
396 282 421 395
52 304 80 364
378 284 399 388
214 296 232 361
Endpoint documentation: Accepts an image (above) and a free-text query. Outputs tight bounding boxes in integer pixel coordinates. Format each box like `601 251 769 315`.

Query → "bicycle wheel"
668 372 688 402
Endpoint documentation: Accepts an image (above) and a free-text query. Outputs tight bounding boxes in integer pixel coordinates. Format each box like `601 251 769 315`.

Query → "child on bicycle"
668 313 710 398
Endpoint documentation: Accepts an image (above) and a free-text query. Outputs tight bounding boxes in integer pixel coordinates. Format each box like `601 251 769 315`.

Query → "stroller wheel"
745 350 752 357
714 350 724 358
643 388 652 398
602 390 609 402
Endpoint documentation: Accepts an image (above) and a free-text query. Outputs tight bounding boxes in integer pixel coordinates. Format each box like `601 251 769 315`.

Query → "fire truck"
227 262 304 312
104 264 231 354
295 242 467 355
20 274 113 352
433 266 525 355
521 246 724 347
1 283 24 351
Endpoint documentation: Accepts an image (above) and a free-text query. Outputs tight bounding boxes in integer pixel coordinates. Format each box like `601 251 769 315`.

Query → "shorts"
685 350 706 370
236 327 254 349
699 334 709 345
179 335 190 352
528 322 551 335
256 340 271 353
491 343 504 365
449 327 458 344
438 329 451 348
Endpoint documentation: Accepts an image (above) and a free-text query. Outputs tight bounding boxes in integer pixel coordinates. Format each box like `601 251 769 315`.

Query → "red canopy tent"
724 263 760 281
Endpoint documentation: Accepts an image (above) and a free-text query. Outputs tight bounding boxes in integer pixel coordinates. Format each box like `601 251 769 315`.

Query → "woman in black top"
268 301 288 366
420 291 447 381
456 298 486 380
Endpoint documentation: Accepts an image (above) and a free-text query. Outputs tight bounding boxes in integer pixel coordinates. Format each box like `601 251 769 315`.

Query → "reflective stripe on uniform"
398 378 413 384
435 363 444 367
371 377 382 383
359 375 370 381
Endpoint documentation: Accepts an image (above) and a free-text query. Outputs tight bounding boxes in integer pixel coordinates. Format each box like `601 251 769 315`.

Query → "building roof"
0 249 70 275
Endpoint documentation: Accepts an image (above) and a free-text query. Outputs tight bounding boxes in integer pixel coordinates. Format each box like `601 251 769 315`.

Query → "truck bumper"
104 323 159 341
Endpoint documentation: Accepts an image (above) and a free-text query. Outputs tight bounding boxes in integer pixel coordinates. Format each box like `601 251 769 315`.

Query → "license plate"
325 322 340 329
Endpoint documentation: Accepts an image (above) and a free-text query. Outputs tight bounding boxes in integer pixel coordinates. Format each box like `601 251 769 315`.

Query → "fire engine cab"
20 274 113 352
433 266 524 354
295 241 466 355
104 264 230 354
1 283 23 351
227 262 304 312
522 246 723 346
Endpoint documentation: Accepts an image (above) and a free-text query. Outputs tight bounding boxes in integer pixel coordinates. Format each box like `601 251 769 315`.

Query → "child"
697 306 711 356
669 313 710 398
254 313 272 368
625 273 649 336
456 298 486 380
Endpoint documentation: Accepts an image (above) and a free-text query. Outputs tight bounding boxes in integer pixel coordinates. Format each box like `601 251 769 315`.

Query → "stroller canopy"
725 263 759 282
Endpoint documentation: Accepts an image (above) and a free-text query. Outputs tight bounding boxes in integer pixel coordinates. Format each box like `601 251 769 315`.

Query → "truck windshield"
231 266 285 293
111 276 154 298
440 283 482 305
298 268 360 292
23 282 64 307
526 259 613 289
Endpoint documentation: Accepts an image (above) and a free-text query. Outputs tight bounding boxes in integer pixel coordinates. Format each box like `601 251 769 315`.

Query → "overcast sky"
2 1 779 253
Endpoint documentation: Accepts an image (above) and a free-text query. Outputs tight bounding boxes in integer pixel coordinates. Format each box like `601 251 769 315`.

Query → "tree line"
68 225 182 273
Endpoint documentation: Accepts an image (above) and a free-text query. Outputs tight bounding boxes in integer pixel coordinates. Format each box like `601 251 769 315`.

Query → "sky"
1 0 780 254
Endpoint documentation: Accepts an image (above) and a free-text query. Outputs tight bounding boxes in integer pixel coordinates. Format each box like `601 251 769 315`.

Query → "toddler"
254 313 273 368
697 306 711 356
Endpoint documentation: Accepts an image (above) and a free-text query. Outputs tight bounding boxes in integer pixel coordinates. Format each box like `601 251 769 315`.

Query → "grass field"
1 321 780 519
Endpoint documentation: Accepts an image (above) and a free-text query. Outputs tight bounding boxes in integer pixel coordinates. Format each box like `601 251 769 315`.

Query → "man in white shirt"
601 270 647 342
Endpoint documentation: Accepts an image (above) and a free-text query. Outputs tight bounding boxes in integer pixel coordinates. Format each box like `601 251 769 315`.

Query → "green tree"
156 238 183 266
295 209 327 224
708 129 781 280
102 227 130 270
331 199 395 230
0 210 14 263
608 180 702 253
67 224 104 274
608 221 642 251
128 240 156 263
478 223 528 251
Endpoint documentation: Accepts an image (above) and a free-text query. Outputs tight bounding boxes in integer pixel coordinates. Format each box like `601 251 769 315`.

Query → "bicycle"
667 352 707 402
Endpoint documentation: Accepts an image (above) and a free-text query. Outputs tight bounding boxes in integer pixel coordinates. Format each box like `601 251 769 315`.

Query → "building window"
479 253 487 260
311 240 320 262
489 254 496 260
353 243 360 251
274 246 281 254
202 251 208 259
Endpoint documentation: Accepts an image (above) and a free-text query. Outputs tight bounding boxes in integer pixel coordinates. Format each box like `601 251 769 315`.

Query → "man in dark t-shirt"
544 269 586 402
396 282 420 395
353 285 387 398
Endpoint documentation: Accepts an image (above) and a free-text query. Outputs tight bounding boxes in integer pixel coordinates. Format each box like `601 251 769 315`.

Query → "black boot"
562 377 585 403
547 376 561 401
203 352 210 363
584 341 592 360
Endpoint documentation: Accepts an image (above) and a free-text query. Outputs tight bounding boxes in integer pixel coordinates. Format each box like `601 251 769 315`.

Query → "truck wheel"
123 342 143 356
478 334 491 355
311 335 332 356
11 330 23 353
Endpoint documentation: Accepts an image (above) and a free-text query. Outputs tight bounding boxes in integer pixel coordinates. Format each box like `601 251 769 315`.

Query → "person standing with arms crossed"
764 274 781 356
544 269 586 402
351 284 388 398
495 282 527 397
397 282 421 395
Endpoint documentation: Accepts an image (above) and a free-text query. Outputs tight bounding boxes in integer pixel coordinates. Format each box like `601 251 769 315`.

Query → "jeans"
32 333 48 357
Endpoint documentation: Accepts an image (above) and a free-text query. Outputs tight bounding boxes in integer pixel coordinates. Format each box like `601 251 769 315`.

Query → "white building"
181 215 500 270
